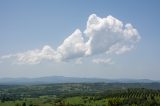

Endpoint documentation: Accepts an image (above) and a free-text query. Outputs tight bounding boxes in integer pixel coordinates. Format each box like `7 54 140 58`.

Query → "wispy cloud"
92 58 113 64
1 14 140 64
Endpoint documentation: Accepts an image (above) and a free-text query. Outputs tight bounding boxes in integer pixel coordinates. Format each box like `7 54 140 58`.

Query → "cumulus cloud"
1 45 60 64
84 14 140 55
57 29 86 60
0 14 140 64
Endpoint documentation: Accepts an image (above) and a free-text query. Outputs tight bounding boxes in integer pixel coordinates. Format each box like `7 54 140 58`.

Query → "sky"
0 0 160 80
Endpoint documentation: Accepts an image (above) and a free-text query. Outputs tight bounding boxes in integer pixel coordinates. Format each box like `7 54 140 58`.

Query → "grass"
0 96 109 106
64 96 108 106
0 98 54 106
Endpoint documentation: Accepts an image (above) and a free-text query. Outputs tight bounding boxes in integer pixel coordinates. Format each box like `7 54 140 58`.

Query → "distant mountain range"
0 76 159 85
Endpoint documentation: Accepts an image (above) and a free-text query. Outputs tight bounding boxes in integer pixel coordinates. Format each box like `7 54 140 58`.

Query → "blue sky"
0 0 160 80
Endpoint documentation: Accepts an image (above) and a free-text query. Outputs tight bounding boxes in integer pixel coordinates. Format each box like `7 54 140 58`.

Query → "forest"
0 83 160 106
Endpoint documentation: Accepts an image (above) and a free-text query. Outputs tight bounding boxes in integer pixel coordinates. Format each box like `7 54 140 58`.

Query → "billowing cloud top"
1 14 140 64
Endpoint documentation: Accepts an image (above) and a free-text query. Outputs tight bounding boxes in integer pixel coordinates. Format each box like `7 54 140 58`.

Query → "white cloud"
1 45 61 64
75 58 82 64
57 29 86 61
84 14 140 55
92 58 113 64
0 14 140 64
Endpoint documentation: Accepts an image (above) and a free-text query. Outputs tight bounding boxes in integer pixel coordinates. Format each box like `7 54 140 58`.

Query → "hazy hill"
0 76 158 85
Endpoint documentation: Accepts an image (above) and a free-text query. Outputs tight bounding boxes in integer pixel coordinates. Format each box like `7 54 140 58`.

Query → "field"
0 83 160 106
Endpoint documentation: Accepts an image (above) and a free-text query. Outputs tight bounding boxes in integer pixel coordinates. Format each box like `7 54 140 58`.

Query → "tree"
22 102 26 106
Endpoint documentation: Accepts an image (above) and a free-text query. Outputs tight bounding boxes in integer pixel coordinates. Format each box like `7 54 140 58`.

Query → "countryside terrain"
0 82 160 106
